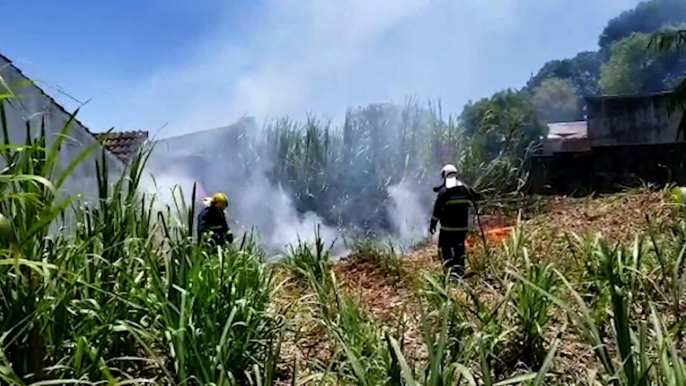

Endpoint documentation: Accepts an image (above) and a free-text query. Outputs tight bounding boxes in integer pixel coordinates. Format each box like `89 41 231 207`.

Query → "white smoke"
141 145 341 254
139 114 438 256
387 179 432 247
228 174 340 252
137 172 202 232
142 173 201 206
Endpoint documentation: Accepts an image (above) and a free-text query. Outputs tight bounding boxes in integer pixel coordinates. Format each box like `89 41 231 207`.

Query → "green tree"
600 33 656 94
527 51 602 97
532 78 579 123
460 89 545 158
599 31 686 94
650 26 686 140
599 0 686 50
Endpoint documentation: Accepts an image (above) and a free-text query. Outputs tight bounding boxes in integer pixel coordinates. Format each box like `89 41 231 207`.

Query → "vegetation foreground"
7 1 686 383
1 108 686 386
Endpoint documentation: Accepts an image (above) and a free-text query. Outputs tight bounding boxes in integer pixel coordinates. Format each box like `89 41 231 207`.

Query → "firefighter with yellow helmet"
198 193 234 246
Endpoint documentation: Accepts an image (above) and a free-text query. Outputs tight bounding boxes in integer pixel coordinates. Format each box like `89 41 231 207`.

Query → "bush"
0 99 281 384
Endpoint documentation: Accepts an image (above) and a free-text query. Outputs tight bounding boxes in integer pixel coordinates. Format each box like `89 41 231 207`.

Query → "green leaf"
386 333 417 386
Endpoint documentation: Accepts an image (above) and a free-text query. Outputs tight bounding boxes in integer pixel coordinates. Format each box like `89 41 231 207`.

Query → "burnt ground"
274 188 675 382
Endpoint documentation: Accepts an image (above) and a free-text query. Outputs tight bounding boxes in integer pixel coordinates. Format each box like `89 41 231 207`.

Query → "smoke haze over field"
122 0 641 138
142 106 439 253
142 166 341 253
0 0 651 251
2 1 641 137
142 118 345 253
387 179 431 245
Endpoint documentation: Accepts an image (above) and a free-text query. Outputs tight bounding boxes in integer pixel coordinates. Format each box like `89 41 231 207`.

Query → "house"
586 91 684 147
0 53 125 198
530 92 686 194
145 117 257 200
585 92 686 191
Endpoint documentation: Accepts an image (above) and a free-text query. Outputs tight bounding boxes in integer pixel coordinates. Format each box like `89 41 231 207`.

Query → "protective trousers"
438 230 467 277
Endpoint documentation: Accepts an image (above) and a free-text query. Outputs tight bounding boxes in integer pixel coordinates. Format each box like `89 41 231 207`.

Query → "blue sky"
2 0 641 138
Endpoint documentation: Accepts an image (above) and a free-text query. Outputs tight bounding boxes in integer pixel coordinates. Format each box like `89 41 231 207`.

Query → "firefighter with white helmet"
429 164 479 278
441 164 459 188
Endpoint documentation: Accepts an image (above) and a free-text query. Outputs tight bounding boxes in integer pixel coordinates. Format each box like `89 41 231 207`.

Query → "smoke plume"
387 179 432 247
142 117 345 254
141 104 439 254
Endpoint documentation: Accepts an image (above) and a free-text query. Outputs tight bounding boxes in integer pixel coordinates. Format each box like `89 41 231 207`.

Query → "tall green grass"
258 100 535 235
0 95 283 385
4 77 686 386
514 235 686 385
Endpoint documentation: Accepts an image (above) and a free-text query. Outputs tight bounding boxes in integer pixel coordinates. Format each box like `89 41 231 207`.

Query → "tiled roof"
96 131 149 163
584 90 673 100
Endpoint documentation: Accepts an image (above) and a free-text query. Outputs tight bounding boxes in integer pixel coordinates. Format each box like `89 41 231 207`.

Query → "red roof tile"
96 131 148 163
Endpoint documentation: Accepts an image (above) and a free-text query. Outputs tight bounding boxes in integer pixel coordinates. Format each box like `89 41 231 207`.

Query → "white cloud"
78 0 641 137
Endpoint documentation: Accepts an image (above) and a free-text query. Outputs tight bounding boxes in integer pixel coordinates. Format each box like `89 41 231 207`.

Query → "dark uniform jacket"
431 184 479 232
198 206 234 245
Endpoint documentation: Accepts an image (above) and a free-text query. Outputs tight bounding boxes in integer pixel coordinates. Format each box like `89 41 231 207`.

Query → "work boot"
447 265 465 282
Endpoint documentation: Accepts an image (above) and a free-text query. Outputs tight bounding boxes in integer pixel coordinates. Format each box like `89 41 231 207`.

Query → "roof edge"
155 117 257 142
0 52 125 167
583 90 674 101
547 120 588 126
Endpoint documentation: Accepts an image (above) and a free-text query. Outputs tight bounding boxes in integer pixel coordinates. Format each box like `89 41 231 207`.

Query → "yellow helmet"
212 193 228 206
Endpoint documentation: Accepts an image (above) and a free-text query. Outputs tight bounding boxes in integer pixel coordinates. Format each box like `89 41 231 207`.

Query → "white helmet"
441 164 458 179
441 164 462 189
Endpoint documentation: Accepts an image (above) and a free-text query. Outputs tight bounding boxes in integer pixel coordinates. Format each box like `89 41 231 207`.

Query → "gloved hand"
429 220 437 235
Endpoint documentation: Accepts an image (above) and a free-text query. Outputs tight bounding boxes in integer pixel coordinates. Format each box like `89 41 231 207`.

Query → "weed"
511 251 558 368
349 238 404 281
283 226 332 285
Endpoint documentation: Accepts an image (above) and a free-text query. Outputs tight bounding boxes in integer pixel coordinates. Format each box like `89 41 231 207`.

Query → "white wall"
0 54 125 202
587 93 685 147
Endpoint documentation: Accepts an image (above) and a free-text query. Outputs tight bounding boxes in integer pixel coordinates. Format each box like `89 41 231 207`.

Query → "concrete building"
585 92 686 191
586 92 684 147
0 53 125 200
531 92 686 194
144 117 257 202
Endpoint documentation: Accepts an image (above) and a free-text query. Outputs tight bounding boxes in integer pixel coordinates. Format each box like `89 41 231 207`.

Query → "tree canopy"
599 29 686 95
456 0 686 157
527 52 602 97
599 0 686 50
460 89 545 158
525 0 686 100
532 78 580 123
599 32 662 94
